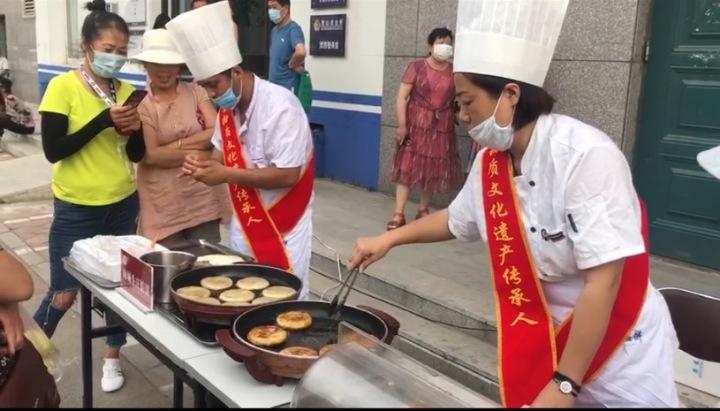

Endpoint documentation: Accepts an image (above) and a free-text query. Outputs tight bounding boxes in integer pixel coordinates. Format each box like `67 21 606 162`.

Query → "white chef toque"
166 1 242 81
454 0 569 87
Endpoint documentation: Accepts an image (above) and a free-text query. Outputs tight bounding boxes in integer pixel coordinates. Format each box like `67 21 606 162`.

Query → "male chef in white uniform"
167 2 314 299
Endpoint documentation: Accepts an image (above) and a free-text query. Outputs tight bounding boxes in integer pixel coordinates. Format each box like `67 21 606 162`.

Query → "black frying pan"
215 300 400 385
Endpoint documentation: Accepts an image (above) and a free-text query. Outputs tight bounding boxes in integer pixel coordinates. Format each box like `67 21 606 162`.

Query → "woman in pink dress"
388 27 463 230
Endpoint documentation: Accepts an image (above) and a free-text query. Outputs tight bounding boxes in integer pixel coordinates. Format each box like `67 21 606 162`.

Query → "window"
66 0 119 59
21 0 35 18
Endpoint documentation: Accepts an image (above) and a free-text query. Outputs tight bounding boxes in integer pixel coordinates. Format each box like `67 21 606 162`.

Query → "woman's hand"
394 126 408 146
348 234 394 272
527 381 576 408
0 303 24 356
109 105 141 136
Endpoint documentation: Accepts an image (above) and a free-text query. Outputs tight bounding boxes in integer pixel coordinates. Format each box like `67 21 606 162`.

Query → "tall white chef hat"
454 0 569 87
166 1 242 81
698 146 720 180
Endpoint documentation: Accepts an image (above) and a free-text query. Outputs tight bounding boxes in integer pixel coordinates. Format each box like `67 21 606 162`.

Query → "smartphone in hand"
123 90 148 109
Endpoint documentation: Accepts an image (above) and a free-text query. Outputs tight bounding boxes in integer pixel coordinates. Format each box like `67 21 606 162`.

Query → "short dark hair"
152 13 171 29
462 73 556 130
82 0 130 45
427 27 453 45
273 0 291 8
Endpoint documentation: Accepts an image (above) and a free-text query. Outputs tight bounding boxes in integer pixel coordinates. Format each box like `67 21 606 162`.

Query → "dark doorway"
0 15 7 59
233 0 271 79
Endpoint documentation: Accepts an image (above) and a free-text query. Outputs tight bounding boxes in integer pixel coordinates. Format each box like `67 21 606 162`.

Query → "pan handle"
214 329 283 386
358 305 401 344
215 329 256 363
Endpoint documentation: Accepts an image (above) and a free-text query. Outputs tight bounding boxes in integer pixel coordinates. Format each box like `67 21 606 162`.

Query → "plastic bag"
295 71 313 114
69 235 168 282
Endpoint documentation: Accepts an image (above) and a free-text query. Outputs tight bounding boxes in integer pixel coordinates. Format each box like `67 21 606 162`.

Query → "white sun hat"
698 146 720 180
454 0 570 87
165 1 243 81
134 29 186 65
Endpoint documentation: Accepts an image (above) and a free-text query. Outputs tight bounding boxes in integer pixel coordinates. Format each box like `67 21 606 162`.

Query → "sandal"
415 208 431 220
386 212 406 231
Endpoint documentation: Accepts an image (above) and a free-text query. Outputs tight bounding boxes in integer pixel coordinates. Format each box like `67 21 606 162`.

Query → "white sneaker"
101 358 125 393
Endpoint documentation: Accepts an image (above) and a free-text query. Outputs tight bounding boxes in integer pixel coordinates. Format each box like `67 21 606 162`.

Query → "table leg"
173 374 184 408
193 383 207 408
81 287 93 409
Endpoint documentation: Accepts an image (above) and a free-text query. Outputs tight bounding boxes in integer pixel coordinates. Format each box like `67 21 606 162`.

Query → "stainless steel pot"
140 251 197 304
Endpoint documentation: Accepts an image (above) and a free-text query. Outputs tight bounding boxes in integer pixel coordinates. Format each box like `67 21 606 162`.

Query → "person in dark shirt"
0 247 60 408
0 77 35 137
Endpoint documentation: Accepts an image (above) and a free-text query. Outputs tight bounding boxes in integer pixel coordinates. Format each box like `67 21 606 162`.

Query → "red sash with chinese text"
219 109 314 271
481 149 648 408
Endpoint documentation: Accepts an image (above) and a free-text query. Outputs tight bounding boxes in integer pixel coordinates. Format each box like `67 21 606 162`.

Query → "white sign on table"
118 249 154 313
674 350 720 398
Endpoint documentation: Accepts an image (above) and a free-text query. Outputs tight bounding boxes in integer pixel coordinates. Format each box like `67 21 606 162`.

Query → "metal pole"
80 287 93 408
193 384 207 408
173 374 184 408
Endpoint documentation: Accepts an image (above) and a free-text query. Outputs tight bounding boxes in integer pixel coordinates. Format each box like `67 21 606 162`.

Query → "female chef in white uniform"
349 0 679 408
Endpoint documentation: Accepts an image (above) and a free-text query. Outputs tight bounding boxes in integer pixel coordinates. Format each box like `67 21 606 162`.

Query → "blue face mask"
268 9 283 24
212 77 241 109
90 50 127 79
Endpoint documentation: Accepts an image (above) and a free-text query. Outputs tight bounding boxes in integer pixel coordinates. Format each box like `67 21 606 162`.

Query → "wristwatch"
553 371 581 397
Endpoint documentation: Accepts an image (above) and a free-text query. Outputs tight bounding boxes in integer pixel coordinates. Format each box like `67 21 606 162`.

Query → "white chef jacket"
448 114 679 407
212 76 314 299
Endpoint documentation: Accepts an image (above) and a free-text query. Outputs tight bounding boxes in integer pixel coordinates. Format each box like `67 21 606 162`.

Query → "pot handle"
214 329 283 386
358 305 401 344
215 329 256 363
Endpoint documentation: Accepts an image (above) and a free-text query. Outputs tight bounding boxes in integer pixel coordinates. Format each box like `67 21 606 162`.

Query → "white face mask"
468 97 515 151
433 44 453 62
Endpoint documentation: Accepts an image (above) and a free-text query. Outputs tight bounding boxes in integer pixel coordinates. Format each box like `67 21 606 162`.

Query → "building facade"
32 0 720 272
0 0 39 103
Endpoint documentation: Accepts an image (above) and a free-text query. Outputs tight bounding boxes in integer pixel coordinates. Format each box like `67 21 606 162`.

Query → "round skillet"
216 300 400 384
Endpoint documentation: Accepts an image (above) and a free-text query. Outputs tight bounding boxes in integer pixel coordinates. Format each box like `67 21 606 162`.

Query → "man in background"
268 0 306 92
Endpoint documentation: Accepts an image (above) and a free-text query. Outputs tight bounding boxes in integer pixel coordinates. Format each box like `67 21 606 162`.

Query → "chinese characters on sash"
221 114 267 230
485 151 538 328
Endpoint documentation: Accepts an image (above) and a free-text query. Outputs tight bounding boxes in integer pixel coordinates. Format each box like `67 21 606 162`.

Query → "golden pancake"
222 301 252 307
251 296 281 305
196 254 245 266
190 297 222 306
319 344 337 356
236 276 271 291
247 325 288 347
280 346 319 358
218 289 255 304
200 276 234 291
262 286 296 300
177 286 211 299
276 311 313 331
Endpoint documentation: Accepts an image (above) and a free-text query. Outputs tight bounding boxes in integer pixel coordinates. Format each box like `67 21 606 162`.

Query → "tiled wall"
380 0 653 207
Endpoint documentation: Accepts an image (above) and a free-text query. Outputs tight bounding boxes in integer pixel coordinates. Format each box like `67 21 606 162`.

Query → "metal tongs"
327 265 361 321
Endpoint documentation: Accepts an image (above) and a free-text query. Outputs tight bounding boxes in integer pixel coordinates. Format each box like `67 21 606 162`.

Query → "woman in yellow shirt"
32 0 144 394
